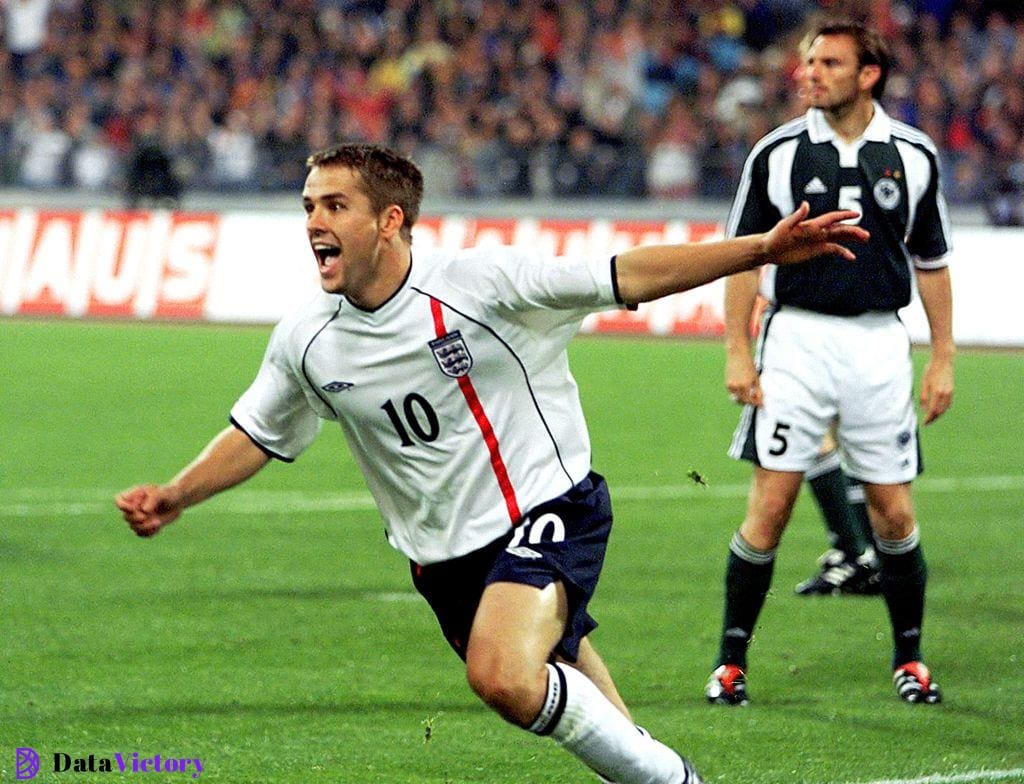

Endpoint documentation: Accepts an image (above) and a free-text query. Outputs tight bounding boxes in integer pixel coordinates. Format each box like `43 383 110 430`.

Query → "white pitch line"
1 474 1021 518
847 768 1024 784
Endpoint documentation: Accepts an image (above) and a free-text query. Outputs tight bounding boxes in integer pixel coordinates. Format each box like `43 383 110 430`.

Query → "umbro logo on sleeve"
321 381 355 392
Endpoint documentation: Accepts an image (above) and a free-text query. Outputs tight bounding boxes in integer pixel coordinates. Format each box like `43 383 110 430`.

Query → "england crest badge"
429 330 473 378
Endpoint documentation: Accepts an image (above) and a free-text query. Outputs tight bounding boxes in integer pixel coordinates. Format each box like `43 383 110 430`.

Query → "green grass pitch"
2 318 1022 784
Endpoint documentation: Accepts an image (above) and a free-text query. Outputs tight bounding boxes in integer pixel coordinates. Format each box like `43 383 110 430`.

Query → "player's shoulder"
889 118 941 158
747 114 809 161
414 244 541 287
418 243 536 269
412 243 557 314
271 291 344 350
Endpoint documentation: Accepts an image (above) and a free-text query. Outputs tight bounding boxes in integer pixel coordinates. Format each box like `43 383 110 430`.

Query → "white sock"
530 662 689 784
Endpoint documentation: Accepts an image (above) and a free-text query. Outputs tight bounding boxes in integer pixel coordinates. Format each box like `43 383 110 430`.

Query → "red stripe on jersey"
429 297 522 524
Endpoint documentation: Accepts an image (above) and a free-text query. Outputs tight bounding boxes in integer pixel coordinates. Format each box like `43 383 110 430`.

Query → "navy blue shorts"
410 471 613 663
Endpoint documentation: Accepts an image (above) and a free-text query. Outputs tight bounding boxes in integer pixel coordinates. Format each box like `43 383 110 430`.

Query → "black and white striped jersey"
230 246 620 565
726 104 952 316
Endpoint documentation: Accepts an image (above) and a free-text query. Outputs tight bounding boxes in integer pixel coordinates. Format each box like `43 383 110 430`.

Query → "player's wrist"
161 481 192 511
749 233 773 269
725 336 752 353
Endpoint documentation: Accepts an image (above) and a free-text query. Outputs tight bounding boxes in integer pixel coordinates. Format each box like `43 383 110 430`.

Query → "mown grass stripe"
2 474 1022 518
851 768 1024 784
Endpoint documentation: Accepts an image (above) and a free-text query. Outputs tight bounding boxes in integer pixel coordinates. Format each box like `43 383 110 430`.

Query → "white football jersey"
230 245 622 565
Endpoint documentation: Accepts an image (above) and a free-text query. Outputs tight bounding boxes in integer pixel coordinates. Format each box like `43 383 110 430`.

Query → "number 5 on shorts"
768 422 791 456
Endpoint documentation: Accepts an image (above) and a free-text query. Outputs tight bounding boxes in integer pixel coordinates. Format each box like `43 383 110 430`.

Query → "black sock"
717 532 775 669
845 479 877 566
876 527 927 667
807 454 871 560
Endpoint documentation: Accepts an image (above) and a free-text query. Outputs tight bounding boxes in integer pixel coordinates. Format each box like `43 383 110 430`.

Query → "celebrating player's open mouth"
312 242 341 277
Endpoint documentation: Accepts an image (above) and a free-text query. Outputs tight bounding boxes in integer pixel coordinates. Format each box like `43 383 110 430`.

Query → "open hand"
764 201 870 265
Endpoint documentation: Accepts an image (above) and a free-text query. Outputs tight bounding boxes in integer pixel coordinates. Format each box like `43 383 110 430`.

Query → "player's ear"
859 64 881 95
378 204 406 240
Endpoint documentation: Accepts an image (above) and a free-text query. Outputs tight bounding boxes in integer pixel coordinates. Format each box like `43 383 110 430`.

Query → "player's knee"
465 653 544 727
748 493 795 537
869 498 915 539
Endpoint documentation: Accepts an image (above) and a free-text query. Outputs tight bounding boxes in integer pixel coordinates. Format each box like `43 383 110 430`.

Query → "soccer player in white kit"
116 143 866 783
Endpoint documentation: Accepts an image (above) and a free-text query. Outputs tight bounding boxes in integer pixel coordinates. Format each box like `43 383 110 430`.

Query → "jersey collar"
807 101 891 144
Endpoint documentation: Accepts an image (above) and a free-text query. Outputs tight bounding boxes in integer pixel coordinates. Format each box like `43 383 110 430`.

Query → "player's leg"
837 314 938 703
797 433 880 595
717 308 833 702
707 466 802 705
863 481 940 703
813 431 875 558
412 546 693 780
558 635 631 720
464 580 565 725
466 580 696 783
844 477 875 558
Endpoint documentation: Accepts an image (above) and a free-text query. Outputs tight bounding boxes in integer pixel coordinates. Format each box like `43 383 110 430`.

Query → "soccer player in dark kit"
709 20 954 708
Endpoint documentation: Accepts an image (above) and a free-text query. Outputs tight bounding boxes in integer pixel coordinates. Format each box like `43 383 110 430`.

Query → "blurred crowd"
1 0 1023 222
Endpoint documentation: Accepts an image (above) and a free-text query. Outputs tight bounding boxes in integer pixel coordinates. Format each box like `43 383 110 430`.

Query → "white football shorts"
729 306 920 484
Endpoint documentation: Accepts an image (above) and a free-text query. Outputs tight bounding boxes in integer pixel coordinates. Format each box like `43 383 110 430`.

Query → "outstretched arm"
115 426 270 537
614 202 867 304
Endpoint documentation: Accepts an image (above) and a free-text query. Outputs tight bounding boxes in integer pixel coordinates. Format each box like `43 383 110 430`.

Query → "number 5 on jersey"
838 186 862 224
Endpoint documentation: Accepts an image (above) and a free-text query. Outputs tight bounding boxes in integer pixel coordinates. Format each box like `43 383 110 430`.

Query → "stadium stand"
1 0 1022 220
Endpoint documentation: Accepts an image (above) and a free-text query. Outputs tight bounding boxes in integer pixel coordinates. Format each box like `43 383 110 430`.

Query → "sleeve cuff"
609 256 639 311
229 416 295 463
913 253 950 270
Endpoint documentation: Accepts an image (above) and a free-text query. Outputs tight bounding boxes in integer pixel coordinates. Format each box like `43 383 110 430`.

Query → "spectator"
64 100 116 190
206 108 258 190
699 1 750 72
462 105 506 197
551 124 604 198
985 177 1024 226
263 103 310 191
0 87 17 184
528 103 566 198
646 98 701 199
713 54 765 129
125 111 181 207
16 107 69 188
493 113 534 197
641 31 682 116
3 0 52 79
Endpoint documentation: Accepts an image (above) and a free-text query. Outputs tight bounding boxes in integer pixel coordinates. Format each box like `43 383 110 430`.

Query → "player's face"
302 164 387 298
803 34 875 112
